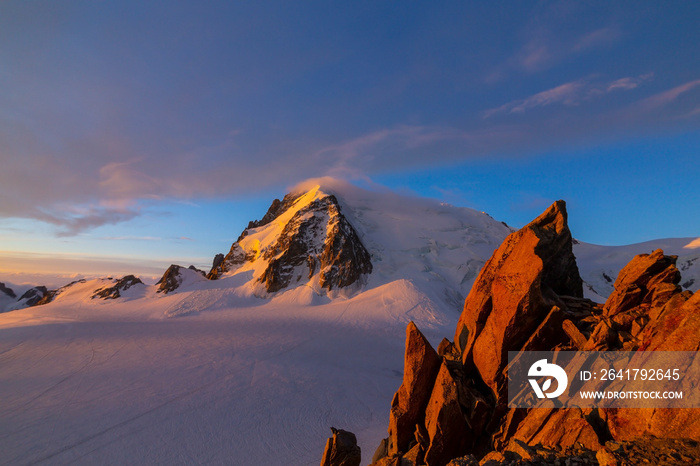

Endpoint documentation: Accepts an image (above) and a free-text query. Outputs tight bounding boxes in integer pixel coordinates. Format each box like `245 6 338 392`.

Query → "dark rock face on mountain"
92 275 144 299
0 282 16 299
157 265 205 294
18 286 50 307
259 194 372 292
207 193 303 280
208 192 372 293
364 200 700 466
247 192 299 229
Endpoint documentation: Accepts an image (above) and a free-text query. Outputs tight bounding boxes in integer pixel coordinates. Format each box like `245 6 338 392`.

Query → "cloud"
0 3 697 240
311 126 471 170
484 80 586 118
100 235 163 241
484 74 654 118
504 10 622 76
636 79 700 111
33 205 140 238
572 27 621 52
607 73 654 92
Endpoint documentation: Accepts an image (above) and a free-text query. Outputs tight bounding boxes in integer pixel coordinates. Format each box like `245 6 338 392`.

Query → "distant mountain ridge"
1 178 698 313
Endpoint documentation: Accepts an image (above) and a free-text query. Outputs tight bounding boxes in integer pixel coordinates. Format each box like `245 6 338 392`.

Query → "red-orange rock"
424 362 471 466
513 407 602 451
604 290 700 442
454 201 582 398
320 427 362 466
388 322 441 456
603 249 681 317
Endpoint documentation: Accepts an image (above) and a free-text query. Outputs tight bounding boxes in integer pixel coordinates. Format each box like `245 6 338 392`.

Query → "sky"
1 1 699 283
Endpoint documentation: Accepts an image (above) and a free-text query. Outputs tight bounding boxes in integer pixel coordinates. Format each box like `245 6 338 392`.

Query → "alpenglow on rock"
207 186 372 294
364 200 700 466
156 265 206 294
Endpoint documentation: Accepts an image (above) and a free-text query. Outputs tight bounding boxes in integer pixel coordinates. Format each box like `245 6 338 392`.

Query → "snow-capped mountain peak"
207 184 373 296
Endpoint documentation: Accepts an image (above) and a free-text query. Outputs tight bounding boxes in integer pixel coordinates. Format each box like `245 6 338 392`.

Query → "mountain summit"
207 186 373 294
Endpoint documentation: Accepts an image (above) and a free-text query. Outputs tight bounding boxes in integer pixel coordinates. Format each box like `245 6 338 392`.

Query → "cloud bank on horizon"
1 1 699 240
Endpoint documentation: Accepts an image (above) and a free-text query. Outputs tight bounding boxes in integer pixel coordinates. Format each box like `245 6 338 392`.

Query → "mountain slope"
0 179 515 465
575 237 700 300
1 179 698 465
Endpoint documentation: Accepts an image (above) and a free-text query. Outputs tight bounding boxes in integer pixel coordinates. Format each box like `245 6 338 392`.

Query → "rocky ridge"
0 282 16 299
352 200 700 466
156 265 206 294
207 188 372 294
92 275 144 299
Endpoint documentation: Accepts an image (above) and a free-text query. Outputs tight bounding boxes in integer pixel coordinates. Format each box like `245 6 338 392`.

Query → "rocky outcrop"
208 193 303 280
157 265 206 294
247 192 299 229
364 200 700 466
92 275 144 299
604 249 681 319
17 286 50 307
387 322 441 456
446 435 700 465
259 194 372 292
208 191 372 293
423 361 472 466
0 282 16 299
320 427 361 466
455 200 582 401
207 241 248 280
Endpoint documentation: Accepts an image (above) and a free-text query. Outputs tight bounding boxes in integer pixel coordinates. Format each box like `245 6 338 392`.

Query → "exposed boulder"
92 275 144 299
388 322 441 456
604 249 681 318
603 289 700 442
454 200 582 399
320 427 361 466
423 362 472 466
512 408 602 451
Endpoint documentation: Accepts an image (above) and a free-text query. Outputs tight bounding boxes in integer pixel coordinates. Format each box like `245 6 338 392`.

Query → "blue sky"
1 1 699 281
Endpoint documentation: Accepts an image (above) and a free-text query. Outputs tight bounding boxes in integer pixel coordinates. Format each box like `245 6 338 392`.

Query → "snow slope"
1 180 698 465
210 178 512 307
0 180 512 466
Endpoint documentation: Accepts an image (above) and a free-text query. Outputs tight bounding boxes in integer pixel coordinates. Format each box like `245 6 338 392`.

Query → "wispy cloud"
484 80 586 118
572 27 621 52
311 126 469 176
100 235 163 241
505 21 622 76
34 205 140 238
484 74 653 118
606 73 654 92
636 79 700 111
